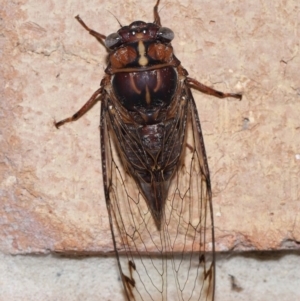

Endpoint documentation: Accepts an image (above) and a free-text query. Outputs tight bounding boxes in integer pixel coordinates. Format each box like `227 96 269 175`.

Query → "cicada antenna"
107 10 123 28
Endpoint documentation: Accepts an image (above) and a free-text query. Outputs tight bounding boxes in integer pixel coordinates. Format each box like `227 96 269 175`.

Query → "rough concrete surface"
0 0 299 300
0 252 299 301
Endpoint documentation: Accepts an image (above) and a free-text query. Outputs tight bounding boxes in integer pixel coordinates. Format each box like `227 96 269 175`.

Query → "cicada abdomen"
55 1 242 300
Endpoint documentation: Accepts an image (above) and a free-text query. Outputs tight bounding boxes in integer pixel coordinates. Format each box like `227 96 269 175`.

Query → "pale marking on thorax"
153 70 161 92
145 85 151 105
129 74 141 94
138 40 148 66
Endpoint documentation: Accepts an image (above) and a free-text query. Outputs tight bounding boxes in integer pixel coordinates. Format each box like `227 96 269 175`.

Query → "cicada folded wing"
100 79 215 301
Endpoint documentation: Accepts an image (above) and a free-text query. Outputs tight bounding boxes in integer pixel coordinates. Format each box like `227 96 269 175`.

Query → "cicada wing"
163 87 215 301
101 97 168 301
100 87 215 301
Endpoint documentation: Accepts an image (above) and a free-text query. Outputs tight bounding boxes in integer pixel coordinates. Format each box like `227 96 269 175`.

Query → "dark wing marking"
100 81 215 301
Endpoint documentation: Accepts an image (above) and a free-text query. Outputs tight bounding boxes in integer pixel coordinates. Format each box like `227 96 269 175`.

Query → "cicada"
55 1 241 300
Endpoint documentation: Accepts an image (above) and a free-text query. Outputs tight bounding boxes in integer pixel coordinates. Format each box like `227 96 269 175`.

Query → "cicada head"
105 21 174 49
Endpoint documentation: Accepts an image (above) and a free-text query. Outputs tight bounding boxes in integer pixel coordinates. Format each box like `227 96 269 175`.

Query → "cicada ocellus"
55 1 241 300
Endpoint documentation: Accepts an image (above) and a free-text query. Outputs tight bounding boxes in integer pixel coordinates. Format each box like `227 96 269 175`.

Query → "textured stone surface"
1 0 299 255
0 252 299 301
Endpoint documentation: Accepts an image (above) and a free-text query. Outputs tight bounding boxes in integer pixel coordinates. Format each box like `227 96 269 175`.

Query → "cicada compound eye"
157 27 174 42
105 32 122 49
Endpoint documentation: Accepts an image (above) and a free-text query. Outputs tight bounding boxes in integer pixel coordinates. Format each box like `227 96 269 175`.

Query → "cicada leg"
75 15 107 42
55 87 102 128
186 77 242 100
153 0 162 26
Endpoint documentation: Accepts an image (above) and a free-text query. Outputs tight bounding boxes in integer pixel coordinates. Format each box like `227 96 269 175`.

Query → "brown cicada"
55 1 241 300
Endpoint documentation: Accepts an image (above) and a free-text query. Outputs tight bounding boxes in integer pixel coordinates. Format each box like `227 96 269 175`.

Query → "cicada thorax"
104 21 188 229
